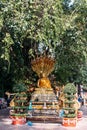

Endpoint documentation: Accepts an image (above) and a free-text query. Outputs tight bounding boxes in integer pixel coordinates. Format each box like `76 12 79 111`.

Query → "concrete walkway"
0 106 87 130
0 119 87 130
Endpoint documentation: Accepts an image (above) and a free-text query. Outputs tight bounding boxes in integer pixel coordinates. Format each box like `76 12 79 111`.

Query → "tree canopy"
0 0 87 95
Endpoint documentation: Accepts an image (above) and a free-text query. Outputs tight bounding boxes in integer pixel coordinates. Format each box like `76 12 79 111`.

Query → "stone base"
26 116 62 123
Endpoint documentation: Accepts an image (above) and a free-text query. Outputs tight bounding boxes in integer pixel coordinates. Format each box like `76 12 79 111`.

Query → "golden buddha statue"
31 55 55 89
37 72 51 88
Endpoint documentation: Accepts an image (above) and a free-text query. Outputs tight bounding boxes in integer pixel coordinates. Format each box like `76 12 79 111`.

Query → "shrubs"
63 83 77 118
63 83 76 94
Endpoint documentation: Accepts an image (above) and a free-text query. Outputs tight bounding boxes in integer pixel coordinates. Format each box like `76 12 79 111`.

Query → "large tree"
55 0 87 84
0 0 65 93
0 0 87 94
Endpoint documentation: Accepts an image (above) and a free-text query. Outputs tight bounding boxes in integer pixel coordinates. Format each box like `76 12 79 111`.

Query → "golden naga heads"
31 55 55 78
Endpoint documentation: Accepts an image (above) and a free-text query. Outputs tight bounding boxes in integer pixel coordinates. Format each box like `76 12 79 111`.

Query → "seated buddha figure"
37 72 51 88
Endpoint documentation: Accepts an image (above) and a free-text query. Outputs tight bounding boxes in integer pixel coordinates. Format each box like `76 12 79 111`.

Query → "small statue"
28 101 32 110
28 101 32 117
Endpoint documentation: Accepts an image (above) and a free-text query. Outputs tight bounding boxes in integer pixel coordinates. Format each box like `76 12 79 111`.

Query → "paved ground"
0 106 87 130
0 107 10 119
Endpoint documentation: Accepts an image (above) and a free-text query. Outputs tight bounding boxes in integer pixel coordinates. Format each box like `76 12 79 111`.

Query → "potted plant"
10 82 28 125
62 83 77 127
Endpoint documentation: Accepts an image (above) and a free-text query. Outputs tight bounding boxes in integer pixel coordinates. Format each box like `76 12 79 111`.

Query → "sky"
69 0 74 6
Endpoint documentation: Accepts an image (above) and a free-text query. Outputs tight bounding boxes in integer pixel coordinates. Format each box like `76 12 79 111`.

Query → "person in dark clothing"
78 95 82 106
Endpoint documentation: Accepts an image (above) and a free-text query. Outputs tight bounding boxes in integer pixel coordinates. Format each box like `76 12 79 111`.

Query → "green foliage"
13 82 28 93
55 0 87 84
63 114 76 118
63 83 76 118
0 0 87 92
64 83 76 94
10 113 28 117
55 27 86 83
0 0 65 91
1 0 64 45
